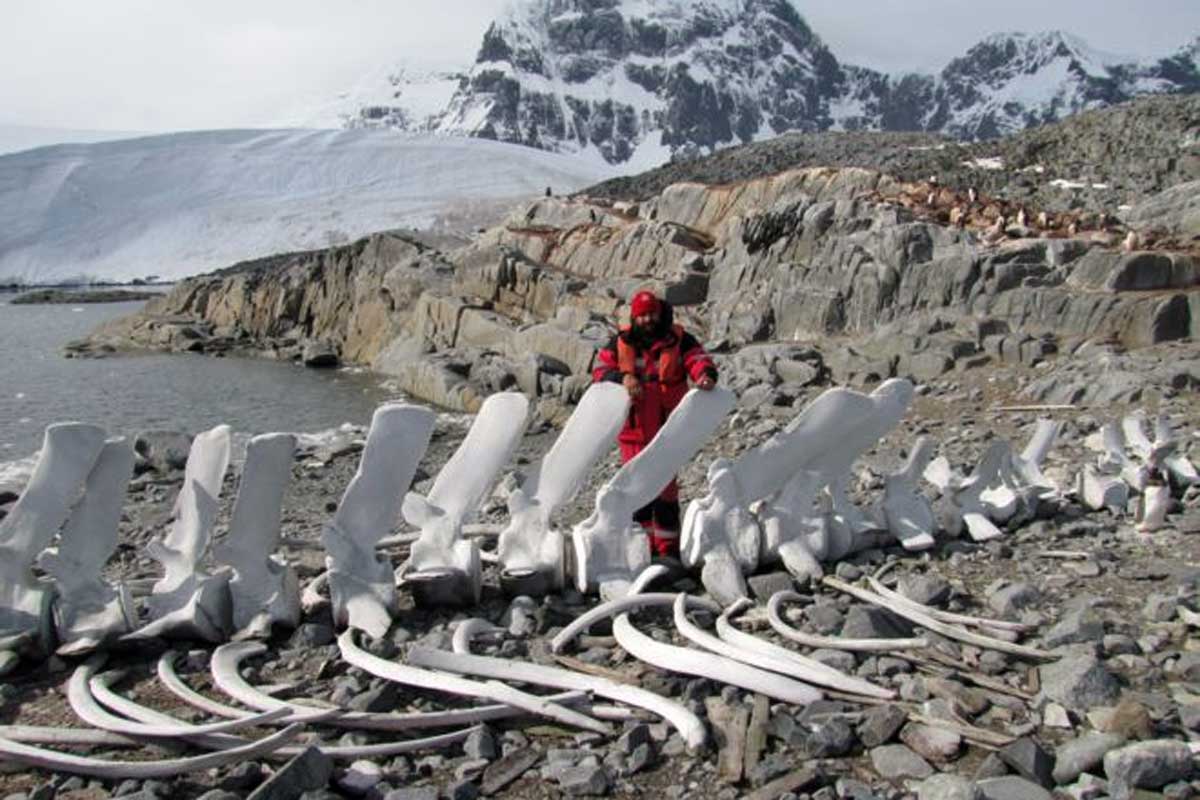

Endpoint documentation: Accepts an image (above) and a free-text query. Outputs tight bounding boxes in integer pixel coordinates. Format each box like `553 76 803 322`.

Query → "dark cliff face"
387 2 1200 165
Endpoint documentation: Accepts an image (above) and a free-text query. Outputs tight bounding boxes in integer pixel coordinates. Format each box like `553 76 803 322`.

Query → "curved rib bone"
821 577 1056 661
67 657 290 738
410 618 706 750
0 723 304 779
90 670 479 760
0 726 141 747
136 425 233 642
866 572 1029 634
0 423 107 647
573 388 734 596
549 593 722 655
670 594 822 704
323 404 436 637
214 433 299 640
767 592 929 652
714 600 895 699
42 438 136 654
338 630 607 733
212 641 587 731
498 383 627 595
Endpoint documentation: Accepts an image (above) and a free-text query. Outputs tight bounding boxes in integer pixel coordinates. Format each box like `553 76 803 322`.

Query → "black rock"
857 704 908 748
998 737 1054 788
248 746 334 800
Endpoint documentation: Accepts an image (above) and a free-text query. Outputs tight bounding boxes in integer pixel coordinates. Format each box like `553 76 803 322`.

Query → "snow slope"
0 125 147 157
0 128 616 284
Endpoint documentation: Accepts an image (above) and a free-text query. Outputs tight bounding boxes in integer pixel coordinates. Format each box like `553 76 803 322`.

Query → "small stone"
383 789 438 800
463 726 498 760
916 774 981 800
988 583 1039 617
899 574 952 607
1104 740 1194 799
290 623 335 648
444 779 478 800
1178 703 1200 731
842 606 912 639
900 722 961 763
1142 593 1179 622
975 776 1053 800
248 747 334 800
480 747 540 795
809 648 857 672
221 761 266 791
858 704 908 748
802 718 856 758
747 572 795 600
336 760 384 795
1043 703 1072 729
1052 732 1127 785
998 737 1054 788
348 683 400 713
869 744 933 780
557 764 609 796
1043 607 1105 647
1038 653 1120 711
973 752 1010 780
615 723 651 755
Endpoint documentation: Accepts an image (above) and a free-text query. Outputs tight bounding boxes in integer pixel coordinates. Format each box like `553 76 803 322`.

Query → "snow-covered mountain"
0 128 615 284
279 65 466 131
336 1 1199 165
0 125 147 157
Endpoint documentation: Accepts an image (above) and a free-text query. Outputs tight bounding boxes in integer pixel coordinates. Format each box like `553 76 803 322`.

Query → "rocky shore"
9 289 161 305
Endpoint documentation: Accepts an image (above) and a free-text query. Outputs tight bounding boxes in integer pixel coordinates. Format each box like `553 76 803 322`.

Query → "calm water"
0 293 397 470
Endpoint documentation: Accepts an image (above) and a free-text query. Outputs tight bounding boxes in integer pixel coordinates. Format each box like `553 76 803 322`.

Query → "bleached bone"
879 436 937 551
1153 415 1199 487
498 383 627 596
951 441 1010 541
67 656 291 738
213 433 299 640
1077 466 1129 513
0 726 140 747
323 404 435 637
550 593 723 654
672 594 822 703
0 423 107 647
0 723 305 780
573 388 735 597
90 670 480 760
338 630 609 734
678 458 761 606
715 600 896 699
768 591 928 652
868 567 1030 634
41 439 136 655
1179 606 1200 628
611 589 821 706
747 380 915 589
406 392 529 607
210 641 588 731
1122 412 1155 461
1136 484 1172 532
1011 419 1063 496
411 618 707 750
822 577 1056 661
300 571 329 616
1101 423 1150 491
136 425 234 642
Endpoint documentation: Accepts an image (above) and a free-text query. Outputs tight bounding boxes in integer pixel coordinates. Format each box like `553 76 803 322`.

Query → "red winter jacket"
592 315 717 446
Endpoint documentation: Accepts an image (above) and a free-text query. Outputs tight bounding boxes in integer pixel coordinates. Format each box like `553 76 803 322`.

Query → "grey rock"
303 339 340 368
1143 593 1179 622
221 761 266 791
196 793 241 800
348 683 400 713
1038 653 1120 711
1103 740 1194 799
916 774 981 800
133 430 193 472
899 574 952 607
975 776 1053 800
615 724 651 755
805 604 845 634
1052 732 1127 785
557 764 609 796
809 648 857 672
858 704 909 748
463 726 498 761
801 718 856 758
480 747 540 795
248 747 334 800
1043 607 1105 648
383 790 438 800
445 779 479 800
899 722 961 763
973 753 1010 780
841 606 913 639
988 583 1039 617
997 737 1053 788
869 744 934 780
1061 773 1108 800
337 760 384 795
290 623 336 648
747 572 795 601
1178 703 1200 731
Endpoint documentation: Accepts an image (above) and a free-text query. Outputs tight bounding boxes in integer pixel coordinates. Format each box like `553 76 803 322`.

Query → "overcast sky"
1 0 1196 132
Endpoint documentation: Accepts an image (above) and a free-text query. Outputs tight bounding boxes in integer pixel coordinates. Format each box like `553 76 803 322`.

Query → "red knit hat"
630 290 660 318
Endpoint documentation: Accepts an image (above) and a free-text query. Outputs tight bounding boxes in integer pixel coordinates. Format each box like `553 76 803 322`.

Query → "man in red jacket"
592 290 718 557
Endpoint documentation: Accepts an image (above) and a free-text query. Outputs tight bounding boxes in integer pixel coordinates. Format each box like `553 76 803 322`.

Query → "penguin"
1067 221 1078 237
1037 211 1050 230
1016 207 1028 228
1123 231 1140 252
968 187 978 204
926 191 937 207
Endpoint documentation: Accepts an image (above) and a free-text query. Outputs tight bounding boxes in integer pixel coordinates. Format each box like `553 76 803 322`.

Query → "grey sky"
1 1 1196 132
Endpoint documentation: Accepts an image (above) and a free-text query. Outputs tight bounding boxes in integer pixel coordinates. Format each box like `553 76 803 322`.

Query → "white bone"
1122 412 1155 461
1077 466 1129 513
136 425 233 642
67 657 291 738
324 404 435 637
1101 423 1150 491
412 618 706 750
0 723 303 779
679 458 759 606
953 441 1010 540
0 423 107 646
1136 484 1172 532
42 439 136 655
767 591 928 651
715 600 895 699
210 641 587 731
214 433 299 640
1153 415 1199 486
337 630 609 733
879 436 937 551
865 573 1030 633
572 388 734 596
822 577 1056 661
90 669 479 760
757 471 829 584
611 594 820 706
1011 419 1062 496
671 594 822 703
550 593 723 654
406 393 529 606
498 383 627 595
0 726 140 747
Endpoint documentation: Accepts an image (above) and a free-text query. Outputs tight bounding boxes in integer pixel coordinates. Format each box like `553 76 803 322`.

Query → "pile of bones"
0 379 1196 778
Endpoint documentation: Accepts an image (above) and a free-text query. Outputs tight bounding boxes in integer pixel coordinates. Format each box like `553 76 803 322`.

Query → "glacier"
0 128 617 284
